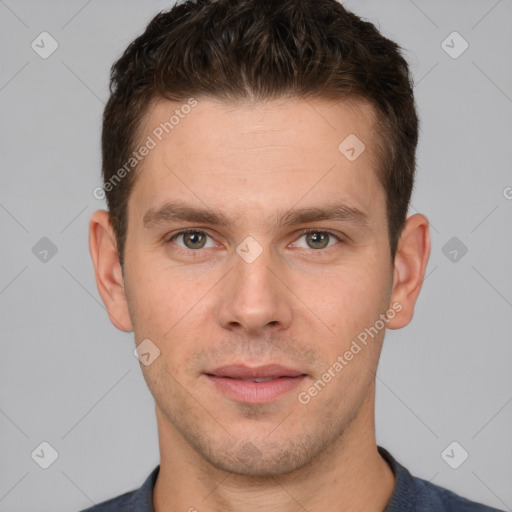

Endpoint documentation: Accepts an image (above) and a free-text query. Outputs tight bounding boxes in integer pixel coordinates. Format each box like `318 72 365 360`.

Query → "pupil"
308 232 327 249
186 232 205 248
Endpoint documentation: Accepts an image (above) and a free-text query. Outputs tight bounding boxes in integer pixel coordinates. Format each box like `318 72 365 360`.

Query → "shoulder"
378 446 504 512
411 473 503 512
78 465 160 512
80 490 136 512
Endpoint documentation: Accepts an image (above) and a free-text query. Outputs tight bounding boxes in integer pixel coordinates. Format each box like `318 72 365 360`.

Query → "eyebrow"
142 200 370 230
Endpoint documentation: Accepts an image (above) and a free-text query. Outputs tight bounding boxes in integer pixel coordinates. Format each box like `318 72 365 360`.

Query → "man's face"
121 97 395 475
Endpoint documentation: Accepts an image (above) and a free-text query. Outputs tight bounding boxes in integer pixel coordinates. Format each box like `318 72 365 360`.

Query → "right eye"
167 229 217 250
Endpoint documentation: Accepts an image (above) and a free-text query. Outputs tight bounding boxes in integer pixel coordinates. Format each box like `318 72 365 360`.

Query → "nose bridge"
217 236 292 333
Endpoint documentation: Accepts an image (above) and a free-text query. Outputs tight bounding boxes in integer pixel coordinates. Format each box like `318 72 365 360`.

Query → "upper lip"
206 364 306 379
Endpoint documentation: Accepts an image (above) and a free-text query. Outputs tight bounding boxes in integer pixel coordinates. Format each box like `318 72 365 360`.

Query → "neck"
153 390 395 512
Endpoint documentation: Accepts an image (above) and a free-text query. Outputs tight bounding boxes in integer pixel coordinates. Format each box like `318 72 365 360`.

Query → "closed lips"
214 376 298 382
206 364 306 380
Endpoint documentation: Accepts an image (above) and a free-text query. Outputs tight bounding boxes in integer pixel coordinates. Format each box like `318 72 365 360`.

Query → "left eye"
292 231 340 250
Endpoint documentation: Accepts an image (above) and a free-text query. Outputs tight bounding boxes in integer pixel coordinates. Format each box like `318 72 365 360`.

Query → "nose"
216 242 293 336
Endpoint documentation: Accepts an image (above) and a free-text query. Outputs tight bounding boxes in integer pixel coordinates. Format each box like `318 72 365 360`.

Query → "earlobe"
386 213 431 330
89 210 133 332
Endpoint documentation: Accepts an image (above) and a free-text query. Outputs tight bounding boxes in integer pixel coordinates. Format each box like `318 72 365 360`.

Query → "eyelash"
166 228 342 251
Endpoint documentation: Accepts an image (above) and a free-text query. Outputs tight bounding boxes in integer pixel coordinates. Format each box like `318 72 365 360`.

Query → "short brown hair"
101 0 418 269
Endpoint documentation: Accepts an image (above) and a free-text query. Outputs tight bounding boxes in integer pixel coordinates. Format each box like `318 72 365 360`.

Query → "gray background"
1 1 511 511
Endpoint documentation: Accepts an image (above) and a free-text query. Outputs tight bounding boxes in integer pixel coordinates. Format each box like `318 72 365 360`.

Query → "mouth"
204 364 307 403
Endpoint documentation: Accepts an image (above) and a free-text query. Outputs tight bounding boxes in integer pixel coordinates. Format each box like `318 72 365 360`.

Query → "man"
85 0 503 510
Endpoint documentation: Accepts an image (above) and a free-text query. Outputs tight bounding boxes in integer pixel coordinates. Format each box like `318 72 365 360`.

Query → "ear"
89 210 133 332
386 213 431 330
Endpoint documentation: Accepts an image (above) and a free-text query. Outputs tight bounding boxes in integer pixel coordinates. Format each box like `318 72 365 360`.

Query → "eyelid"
166 228 343 251
297 228 341 239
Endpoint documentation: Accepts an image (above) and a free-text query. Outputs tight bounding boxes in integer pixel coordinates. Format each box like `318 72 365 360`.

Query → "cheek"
295 262 390 346
126 259 216 347
125 264 176 334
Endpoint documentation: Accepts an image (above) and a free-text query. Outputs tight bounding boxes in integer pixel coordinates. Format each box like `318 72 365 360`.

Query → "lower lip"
206 375 306 404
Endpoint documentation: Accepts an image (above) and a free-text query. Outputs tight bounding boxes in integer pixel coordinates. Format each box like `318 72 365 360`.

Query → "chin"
196 433 329 478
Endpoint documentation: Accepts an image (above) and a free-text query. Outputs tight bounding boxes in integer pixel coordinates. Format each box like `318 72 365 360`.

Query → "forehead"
129 96 385 229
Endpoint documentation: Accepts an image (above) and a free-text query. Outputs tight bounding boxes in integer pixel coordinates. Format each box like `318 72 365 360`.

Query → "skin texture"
89 96 431 512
